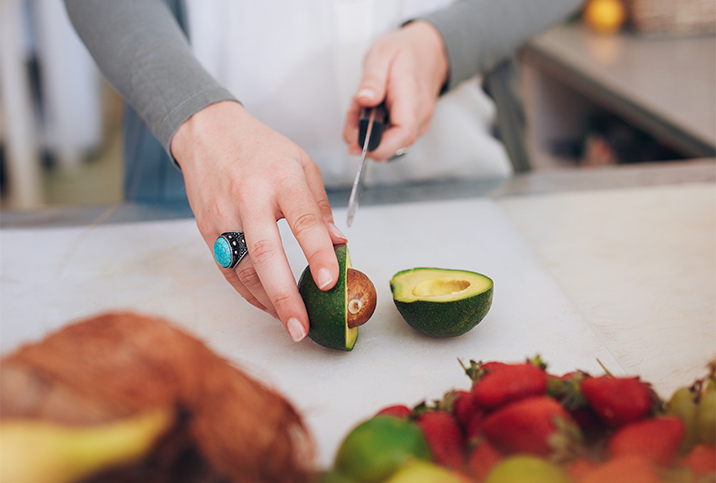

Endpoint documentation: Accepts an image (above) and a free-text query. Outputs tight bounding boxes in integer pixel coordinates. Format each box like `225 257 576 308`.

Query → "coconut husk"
0 312 314 483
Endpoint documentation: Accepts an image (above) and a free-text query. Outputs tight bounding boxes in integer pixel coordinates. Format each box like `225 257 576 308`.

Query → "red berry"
471 363 547 410
450 390 478 429
467 440 503 481
607 416 686 467
415 410 466 469
579 455 660 483
375 404 412 419
680 443 716 476
482 396 577 457
581 376 655 427
465 410 486 442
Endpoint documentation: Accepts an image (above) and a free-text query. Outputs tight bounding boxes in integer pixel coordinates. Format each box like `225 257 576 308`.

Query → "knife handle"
358 102 388 152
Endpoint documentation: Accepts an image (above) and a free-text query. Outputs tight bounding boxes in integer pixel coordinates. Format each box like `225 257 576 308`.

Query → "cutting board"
1 198 621 467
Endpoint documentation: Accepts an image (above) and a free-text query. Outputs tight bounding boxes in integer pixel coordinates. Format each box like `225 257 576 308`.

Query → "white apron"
185 0 512 188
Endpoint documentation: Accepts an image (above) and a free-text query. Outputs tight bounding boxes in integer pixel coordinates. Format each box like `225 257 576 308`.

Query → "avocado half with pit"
298 245 376 351
390 268 493 338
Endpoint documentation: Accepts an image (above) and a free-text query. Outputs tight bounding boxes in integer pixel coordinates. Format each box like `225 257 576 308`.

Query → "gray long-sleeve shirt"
65 0 582 201
64 0 582 200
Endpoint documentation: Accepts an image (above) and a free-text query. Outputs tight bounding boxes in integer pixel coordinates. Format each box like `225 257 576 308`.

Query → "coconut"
0 312 313 482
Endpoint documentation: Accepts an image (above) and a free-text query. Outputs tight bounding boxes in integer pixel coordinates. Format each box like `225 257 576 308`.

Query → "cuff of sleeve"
418 6 484 92
155 86 239 166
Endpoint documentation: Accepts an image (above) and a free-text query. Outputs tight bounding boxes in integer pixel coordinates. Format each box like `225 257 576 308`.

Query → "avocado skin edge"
298 244 355 351
390 268 493 338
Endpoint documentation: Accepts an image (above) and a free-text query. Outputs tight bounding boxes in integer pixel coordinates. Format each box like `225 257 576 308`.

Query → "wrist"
170 100 246 169
403 20 449 96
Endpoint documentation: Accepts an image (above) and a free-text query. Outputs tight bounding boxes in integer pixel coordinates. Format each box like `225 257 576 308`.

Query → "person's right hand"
170 100 347 342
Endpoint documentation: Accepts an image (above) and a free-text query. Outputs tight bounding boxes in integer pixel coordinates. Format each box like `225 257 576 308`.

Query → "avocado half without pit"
298 245 376 351
390 268 493 338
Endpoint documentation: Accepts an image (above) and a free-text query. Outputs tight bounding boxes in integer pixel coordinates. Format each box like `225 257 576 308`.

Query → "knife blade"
346 103 387 227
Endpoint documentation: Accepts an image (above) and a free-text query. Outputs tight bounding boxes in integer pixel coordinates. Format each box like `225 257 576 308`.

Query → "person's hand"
343 20 449 161
171 100 347 342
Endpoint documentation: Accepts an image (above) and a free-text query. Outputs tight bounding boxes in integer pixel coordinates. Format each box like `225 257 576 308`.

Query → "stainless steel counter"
2 161 714 228
523 25 716 157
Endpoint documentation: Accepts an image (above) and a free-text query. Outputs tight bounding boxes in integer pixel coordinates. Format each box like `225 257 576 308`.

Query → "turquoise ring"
213 232 248 269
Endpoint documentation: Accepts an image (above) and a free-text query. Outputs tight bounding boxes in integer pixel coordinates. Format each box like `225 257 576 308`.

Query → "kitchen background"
1 0 714 210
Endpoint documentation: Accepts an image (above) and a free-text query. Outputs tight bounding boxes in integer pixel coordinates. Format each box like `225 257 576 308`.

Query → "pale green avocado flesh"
390 268 493 338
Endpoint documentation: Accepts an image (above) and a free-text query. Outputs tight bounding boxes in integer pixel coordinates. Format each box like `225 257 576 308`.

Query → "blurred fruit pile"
322 357 716 483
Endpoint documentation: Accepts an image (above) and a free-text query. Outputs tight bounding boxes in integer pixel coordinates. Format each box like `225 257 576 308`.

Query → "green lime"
390 267 493 338
334 416 432 483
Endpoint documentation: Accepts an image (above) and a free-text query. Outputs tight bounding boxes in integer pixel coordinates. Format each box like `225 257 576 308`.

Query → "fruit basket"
623 0 716 35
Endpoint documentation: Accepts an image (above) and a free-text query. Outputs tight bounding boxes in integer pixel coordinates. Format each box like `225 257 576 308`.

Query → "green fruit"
666 386 699 453
485 456 571 483
298 244 376 351
334 416 432 483
384 460 464 483
390 267 493 338
0 408 172 483
696 387 716 445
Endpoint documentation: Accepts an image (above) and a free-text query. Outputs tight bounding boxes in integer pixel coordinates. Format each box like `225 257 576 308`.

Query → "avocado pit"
346 268 377 329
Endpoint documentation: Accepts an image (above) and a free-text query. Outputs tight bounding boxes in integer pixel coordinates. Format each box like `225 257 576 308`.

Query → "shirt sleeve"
63 0 237 157
419 0 584 90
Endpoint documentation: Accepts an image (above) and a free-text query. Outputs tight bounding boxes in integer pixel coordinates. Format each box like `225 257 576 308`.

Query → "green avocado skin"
390 268 493 338
298 244 353 351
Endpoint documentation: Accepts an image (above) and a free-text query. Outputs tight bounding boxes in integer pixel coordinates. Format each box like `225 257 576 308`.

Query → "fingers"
278 176 341 293
222 262 275 316
302 160 348 246
343 43 394 152
356 45 393 108
240 206 311 342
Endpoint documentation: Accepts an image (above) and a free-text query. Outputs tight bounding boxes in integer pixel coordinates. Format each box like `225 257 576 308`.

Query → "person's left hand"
343 20 449 161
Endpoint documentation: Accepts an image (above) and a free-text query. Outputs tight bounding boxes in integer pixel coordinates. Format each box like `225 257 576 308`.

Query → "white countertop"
1 180 714 467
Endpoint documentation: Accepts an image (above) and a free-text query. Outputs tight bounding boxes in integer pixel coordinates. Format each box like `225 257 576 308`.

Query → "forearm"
63 0 236 155
420 0 584 90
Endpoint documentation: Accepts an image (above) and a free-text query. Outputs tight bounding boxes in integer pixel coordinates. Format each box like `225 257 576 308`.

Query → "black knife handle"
358 102 388 152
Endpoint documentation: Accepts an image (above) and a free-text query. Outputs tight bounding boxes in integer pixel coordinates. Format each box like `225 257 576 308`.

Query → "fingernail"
357 88 375 100
328 222 347 242
316 268 333 290
287 317 307 342
349 146 362 155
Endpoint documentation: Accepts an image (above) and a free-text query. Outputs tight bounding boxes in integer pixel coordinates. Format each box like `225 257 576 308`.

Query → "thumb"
354 45 393 107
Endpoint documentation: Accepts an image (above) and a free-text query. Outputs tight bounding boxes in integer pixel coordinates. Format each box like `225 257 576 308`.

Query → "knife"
346 103 388 227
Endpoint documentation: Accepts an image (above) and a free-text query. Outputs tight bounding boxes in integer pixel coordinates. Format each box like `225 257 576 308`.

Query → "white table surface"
1 181 714 467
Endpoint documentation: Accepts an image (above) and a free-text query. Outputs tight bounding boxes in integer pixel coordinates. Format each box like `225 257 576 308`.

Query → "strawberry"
461 359 508 383
482 396 580 457
581 376 657 427
607 416 686 466
415 410 466 469
566 458 597 481
680 443 716 477
471 363 548 410
374 404 412 419
449 390 478 429
467 440 503 482
465 410 486 442
578 455 660 483
570 408 607 445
